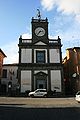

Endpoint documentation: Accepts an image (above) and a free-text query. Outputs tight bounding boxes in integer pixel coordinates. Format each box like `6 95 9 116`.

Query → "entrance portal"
34 72 47 90
36 79 46 89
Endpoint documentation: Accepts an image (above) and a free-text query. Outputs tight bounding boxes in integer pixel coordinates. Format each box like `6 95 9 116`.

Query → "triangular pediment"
35 41 47 45
35 71 48 76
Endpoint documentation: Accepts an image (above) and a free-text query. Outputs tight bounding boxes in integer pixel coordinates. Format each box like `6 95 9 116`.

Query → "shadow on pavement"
0 106 80 120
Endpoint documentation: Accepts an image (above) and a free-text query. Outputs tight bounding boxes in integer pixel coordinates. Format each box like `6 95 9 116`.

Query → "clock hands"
35 27 45 36
37 30 44 36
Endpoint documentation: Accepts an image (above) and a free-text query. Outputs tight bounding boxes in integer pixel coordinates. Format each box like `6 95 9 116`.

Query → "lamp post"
8 82 12 96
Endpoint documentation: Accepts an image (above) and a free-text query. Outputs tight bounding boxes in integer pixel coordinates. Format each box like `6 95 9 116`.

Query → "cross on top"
37 9 41 19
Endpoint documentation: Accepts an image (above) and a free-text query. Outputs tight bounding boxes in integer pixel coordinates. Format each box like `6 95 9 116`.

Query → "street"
0 106 80 120
0 97 80 120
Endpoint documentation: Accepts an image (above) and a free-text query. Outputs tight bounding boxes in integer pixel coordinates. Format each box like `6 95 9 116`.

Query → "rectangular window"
2 69 7 78
36 50 45 63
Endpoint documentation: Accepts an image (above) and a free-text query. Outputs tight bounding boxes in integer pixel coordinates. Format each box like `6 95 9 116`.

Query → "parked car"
28 89 47 97
75 91 80 103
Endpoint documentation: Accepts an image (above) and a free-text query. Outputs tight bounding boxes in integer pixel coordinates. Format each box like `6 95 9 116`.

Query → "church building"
18 13 64 95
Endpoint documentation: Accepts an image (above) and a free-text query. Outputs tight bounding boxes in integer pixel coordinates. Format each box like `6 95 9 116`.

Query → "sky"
0 0 80 64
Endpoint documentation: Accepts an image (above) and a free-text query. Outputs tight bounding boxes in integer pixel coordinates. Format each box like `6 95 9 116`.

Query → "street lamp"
8 82 12 96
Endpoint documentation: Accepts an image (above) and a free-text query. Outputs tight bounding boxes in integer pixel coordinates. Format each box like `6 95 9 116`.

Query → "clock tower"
18 10 64 96
31 17 48 44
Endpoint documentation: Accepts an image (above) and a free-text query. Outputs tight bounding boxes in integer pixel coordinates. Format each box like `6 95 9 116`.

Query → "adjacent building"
1 64 18 93
0 49 6 93
63 47 80 95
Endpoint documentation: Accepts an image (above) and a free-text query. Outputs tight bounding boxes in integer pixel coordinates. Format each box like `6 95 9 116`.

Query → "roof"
0 49 7 57
66 47 80 50
3 63 18 67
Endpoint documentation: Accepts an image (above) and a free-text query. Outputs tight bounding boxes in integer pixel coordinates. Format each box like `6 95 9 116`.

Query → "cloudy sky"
0 0 80 63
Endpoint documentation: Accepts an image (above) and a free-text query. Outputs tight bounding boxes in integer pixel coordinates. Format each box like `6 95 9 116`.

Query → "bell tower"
31 9 48 44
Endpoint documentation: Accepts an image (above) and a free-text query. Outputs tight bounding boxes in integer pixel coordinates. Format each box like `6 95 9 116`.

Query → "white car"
28 89 47 97
75 91 80 103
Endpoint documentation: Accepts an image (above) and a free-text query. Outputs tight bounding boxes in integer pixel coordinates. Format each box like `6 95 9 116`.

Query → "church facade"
18 16 64 95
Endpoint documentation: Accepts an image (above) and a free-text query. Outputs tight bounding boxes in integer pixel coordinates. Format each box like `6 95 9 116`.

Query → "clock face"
35 27 45 36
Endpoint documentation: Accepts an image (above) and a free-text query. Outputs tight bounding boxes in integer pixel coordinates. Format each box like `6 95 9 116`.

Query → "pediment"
35 41 47 45
35 71 48 76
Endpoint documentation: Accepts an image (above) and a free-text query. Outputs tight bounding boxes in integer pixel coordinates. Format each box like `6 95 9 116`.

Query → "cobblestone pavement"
0 97 80 108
